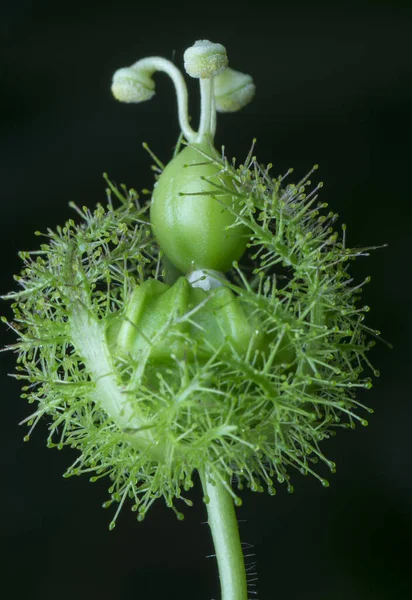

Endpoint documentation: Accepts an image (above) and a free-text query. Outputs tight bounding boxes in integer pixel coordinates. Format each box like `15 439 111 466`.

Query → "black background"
1 1 411 599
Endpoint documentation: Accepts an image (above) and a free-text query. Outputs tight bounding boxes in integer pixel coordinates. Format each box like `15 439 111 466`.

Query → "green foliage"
3 144 380 527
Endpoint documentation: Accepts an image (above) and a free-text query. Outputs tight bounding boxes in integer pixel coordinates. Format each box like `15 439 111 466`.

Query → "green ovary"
150 141 250 274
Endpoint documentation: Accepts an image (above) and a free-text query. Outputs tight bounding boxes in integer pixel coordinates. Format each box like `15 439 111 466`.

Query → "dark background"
1 1 411 599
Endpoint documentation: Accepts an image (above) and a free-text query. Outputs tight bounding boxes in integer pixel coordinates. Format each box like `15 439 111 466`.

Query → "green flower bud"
111 66 155 103
183 39 228 79
214 67 255 112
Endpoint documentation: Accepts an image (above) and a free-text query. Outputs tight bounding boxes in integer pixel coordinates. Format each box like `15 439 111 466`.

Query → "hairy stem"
199 468 248 600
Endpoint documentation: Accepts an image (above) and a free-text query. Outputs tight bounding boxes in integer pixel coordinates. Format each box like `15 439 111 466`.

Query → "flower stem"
132 57 197 143
199 468 248 600
197 78 216 143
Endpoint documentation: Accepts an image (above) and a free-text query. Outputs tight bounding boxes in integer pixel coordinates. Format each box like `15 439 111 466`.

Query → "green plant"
2 40 384 600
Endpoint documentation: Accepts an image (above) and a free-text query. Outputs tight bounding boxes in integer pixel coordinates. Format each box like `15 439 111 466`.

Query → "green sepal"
108 276 273 365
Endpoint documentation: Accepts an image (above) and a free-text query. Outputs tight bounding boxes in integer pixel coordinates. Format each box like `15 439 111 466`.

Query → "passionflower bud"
183 39 228 79
214 67 255 112
111 65 155 103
